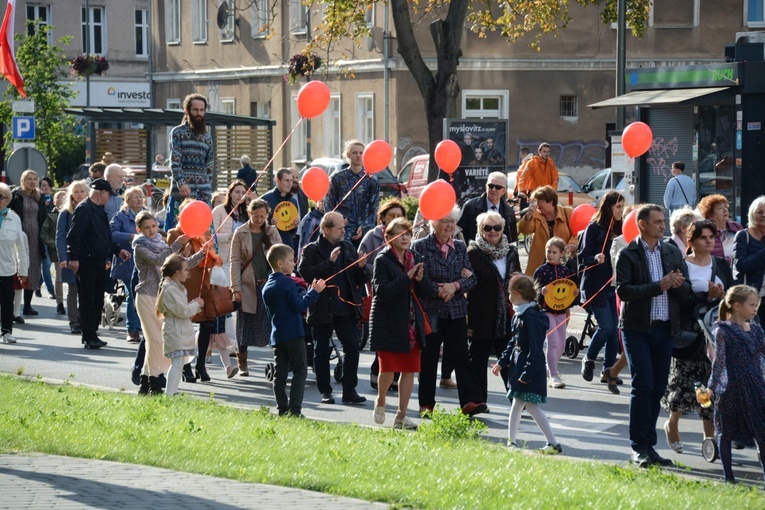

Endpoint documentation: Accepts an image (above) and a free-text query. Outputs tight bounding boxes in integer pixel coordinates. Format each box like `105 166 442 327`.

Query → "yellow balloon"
543 278 578 311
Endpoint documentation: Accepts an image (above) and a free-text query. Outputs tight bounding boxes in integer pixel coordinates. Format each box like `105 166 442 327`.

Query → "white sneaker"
1 333 17 344
393 416 418 430
549 375 566 388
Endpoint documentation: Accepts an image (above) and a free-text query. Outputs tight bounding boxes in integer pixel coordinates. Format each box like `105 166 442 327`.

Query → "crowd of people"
1 99 764 483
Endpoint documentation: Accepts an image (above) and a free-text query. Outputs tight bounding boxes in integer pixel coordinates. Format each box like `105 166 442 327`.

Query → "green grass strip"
1 375 763 509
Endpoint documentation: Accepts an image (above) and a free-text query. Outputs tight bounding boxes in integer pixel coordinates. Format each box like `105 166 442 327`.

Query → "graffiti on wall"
646 136 679 183
515 139 607 169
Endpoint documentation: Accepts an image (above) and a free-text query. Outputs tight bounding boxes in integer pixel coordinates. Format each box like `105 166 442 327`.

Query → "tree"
0 23 79 184
306 0 650 180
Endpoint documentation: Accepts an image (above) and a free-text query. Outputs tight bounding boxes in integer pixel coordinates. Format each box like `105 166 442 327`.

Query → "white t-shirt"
685 259 722 294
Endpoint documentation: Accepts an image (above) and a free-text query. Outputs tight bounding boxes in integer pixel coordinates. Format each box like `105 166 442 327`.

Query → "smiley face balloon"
543 279 578 311
274 201 299 231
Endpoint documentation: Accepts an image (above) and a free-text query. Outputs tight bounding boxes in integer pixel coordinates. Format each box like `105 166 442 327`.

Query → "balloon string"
324 284 363 308
543 275 615 339
305 171 371 246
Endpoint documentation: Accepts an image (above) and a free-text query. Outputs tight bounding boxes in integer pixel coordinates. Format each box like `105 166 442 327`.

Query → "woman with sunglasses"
466 210 521 401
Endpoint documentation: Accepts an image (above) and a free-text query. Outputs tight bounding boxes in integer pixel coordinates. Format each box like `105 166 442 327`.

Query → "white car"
582 168 633 205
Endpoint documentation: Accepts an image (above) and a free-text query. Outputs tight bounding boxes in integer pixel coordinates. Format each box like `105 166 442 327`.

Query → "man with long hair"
169 93 214 206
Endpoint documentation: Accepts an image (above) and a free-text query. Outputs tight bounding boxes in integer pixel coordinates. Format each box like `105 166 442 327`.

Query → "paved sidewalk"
0 453 389 509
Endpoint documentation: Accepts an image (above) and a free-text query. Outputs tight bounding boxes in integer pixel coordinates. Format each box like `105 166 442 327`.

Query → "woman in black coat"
466 210 521 401
369 217 433 430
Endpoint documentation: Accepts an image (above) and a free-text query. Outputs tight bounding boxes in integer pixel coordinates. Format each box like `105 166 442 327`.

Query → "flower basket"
71 54 110 77
285 53 322 85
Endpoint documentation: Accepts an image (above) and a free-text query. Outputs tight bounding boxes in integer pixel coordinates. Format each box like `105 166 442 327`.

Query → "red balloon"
434 139 461 174
622 209 639 243
301 167 330 201
362 140 392 174
296 81 331 119
419 180 457 221
569 204 596 236
622 121 653 158
178 200 213 238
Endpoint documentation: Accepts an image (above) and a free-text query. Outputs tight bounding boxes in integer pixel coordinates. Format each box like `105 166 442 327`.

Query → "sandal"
373 405 385 425
601 370 620 395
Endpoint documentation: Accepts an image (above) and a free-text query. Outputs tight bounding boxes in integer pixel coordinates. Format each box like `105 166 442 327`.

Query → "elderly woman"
410 207 487 416
663 220 732 453
370 217 434 429
466 210 521 402
733 196 765 325
359 198 406 389
699 194 743 265
110 186 147 343
518 185 576 276
9 169 46 316
230 199 281 376
666 207 700 257
0 183 29 344
40 190 67 316
56 181 88 334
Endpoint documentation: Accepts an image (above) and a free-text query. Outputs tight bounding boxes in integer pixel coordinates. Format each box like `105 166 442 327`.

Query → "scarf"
512 301 535 315
474 233 511 260
391 247 417 347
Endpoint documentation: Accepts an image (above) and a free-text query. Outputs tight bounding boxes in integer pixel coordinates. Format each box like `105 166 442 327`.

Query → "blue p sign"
12 116 35 140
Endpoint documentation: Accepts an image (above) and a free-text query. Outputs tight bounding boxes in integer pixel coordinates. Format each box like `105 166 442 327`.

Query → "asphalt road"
1 287 763 487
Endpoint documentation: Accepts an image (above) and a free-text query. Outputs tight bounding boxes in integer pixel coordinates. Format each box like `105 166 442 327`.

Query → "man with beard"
169 93 215 205
517 142 559 201
261 168 301 251
289 167 309 222
483 137 505 167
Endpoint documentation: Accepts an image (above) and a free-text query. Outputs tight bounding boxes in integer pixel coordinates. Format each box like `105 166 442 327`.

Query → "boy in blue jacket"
262 244 325 417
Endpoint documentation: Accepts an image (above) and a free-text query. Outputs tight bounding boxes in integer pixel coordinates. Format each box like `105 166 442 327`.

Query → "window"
220 98 235 115
747 0 765 26
81 6 106 55
560 95 578 119
290 0 306 34
291 95 307 161
251 0 269 38
323 95 342 158
461 90 509 119
26 4 51 40
651 0 699 28
167 99 181 110
355 93 374 142
252 101 270 118
192 0 207 43
219 0 234 41
165 0 180 44
135 9 148 57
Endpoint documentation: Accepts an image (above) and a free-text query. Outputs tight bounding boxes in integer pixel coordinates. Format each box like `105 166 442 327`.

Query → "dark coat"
369 248 434 353
262 272 321 346
9 188 46 258
466 242 521 340
457 192 518 244
66 198 121 263
733 228 765 291
497 304 549 397
578 221 616 308
297 236 367 324
615 238 692 335
56 209 76 284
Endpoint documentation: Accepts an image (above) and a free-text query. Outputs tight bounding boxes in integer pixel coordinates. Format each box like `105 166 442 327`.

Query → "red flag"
0 0 26 98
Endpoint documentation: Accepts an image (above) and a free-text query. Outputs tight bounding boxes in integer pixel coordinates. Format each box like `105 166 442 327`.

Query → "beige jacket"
157 279 201 356
518 205 574 276
230 223 281 314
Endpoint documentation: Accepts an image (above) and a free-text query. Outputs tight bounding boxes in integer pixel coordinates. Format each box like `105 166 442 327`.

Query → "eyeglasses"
487 184 505 190
438 219 456 225
482 224 503 232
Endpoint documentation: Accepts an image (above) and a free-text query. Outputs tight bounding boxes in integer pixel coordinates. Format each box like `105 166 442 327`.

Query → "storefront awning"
588 87 731 109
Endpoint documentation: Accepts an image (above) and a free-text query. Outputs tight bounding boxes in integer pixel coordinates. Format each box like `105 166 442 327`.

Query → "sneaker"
373 405 385 424
439 378 457 389
56 303 66 315
581 358 595 382
539 443 562 455
1 333 17 344
226 366 239 379
549 375 566 388
507 441 518 448
393 416 418 430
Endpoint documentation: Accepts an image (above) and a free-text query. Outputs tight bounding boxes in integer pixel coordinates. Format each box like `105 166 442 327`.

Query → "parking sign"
12 116 35 140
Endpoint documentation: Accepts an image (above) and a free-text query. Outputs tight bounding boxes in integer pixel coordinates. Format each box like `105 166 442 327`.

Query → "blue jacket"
733 228 765 292
56 209 76 284
497 304 549 397
262 272 320 346
110 208 139 282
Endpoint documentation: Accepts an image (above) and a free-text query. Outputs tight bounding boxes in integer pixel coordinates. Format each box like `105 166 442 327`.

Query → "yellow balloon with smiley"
544 278 578 311
274 201 299 231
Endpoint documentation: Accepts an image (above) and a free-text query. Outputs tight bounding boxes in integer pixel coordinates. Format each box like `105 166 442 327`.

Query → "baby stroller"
696 303 723 462
101 280 126 330
564 305 595 359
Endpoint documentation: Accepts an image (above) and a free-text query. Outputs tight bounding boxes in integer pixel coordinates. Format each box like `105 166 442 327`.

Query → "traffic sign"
6 147 47 186
12 116 35 140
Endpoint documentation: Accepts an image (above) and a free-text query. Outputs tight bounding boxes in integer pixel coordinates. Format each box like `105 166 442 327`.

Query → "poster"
443 119 509 206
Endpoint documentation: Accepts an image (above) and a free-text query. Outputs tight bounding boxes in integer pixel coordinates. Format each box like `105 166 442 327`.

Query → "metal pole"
147 0 155 179
615 0 626 130
305 7 311 163
383 3 389 143
85 0 92 164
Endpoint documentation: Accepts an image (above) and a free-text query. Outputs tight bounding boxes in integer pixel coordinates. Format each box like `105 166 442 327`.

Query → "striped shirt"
640 237 669 321
169 122 214 204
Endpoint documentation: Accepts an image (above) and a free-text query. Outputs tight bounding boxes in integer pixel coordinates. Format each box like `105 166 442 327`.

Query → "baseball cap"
90 178 114 194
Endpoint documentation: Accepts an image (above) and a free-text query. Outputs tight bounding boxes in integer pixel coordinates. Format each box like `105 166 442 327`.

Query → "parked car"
301 157 403 199
581 168 633 205
397 154 430 199
507 171 595 207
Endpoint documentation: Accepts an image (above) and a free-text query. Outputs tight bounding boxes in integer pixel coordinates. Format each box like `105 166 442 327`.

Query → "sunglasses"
487 184 505 190
482 224 503 232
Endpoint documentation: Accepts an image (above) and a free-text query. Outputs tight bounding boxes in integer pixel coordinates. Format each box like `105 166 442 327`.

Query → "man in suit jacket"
457 171 517 244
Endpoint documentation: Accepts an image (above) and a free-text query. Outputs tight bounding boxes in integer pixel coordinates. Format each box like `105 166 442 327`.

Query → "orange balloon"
362 140 392 174
296 81 331 119
622 121 653 158
434 139 461 174
622 209 639 243
178 200 213 238
301 167 330 201
419 180 456 221
569 204 596 236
